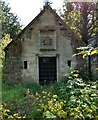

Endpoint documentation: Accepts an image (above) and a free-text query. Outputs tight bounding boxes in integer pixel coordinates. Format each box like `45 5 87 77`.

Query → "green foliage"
24 82 41 94
32 91 67 119
54 68 98 119
28 68 97 119
1 1 21 39
2 73 98 119
73 45 98 77
32 109 42 119
61 1 98 44
2 83 41 118
0 0 21 82
0 104 26 119
0 34 11 61
0 34 12 82
43 111 57 119
42 95 67 119
2 83 26 103
73 45 98 58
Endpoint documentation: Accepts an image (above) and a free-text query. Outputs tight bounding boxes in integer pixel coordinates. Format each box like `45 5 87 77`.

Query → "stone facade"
5 5 84 85
88 36 98 79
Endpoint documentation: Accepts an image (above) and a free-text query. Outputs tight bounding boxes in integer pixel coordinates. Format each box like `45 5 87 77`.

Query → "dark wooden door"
39 57 57 85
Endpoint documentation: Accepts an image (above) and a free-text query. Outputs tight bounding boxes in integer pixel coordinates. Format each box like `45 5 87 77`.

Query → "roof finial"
43 0 52 7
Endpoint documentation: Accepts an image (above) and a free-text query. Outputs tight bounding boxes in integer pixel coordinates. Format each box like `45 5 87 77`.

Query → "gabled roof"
15 4 71 39
5 4 83 51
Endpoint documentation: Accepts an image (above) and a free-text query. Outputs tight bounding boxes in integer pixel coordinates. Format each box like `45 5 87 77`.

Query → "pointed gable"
5 4 84 51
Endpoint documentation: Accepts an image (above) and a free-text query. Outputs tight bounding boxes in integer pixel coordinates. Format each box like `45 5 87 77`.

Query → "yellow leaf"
95 68 98 71
83 54 87 58
91 50 97 55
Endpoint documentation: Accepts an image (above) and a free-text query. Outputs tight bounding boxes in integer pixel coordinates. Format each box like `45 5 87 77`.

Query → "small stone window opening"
24 61 27 69
68 60 71 67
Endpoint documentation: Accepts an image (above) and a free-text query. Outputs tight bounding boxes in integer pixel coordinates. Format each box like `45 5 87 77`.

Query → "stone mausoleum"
4 3 84 85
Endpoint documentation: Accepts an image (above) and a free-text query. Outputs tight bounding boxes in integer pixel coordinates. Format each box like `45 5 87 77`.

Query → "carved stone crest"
43 36 52 46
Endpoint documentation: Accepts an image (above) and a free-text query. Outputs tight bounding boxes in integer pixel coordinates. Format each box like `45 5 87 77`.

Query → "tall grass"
2 83 42 116
2 84 26 103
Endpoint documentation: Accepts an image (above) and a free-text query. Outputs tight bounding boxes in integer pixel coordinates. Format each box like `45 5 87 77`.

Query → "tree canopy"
61 1 98 45
1 1 22 39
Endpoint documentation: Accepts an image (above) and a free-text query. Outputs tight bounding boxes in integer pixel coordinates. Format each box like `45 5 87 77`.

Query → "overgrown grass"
2 83 26 103
2 82 57 116
2 82 41 117
24 82 41 94
2 73 98 119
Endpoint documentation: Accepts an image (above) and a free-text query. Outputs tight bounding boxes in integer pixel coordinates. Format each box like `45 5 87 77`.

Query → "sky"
4 0 63 27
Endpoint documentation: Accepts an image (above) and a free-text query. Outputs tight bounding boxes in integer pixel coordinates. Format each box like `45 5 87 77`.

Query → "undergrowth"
1 68 98 119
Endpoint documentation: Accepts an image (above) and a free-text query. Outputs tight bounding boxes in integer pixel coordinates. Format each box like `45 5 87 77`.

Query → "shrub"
2 71 98 119
36 92 67 119
0 104 26 119
24 82 41 94
53 68 98 119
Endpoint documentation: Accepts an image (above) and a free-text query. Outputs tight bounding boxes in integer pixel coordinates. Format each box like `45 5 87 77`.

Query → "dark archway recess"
39 57 57 85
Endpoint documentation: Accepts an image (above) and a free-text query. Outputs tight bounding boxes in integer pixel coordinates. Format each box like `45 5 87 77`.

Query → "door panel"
39 57 57 85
